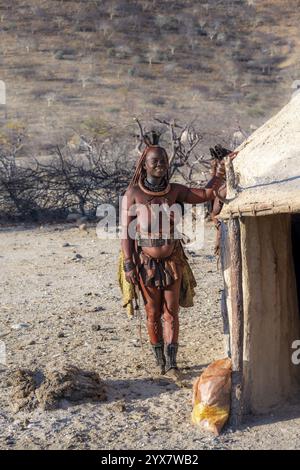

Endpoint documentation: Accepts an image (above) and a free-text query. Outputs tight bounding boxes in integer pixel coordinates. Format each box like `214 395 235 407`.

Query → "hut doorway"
291 214 300 315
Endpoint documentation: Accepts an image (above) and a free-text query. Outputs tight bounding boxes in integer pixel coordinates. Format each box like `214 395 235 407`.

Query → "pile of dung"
8 364 107 412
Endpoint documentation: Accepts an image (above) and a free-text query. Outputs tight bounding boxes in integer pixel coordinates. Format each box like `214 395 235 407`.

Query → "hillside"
0 0 300 155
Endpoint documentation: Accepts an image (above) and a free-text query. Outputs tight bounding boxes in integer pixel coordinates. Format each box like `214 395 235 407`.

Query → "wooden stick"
220 222 231 356
228 216 244 428
133 116 145 140
133 117 147 150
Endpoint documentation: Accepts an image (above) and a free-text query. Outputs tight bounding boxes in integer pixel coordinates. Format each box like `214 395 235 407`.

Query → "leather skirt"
137 240 186 289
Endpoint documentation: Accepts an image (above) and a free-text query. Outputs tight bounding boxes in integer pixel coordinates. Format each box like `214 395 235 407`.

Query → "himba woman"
120 135 226 381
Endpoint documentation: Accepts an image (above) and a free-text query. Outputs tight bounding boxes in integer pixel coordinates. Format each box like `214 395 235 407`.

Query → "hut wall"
239 214 300 413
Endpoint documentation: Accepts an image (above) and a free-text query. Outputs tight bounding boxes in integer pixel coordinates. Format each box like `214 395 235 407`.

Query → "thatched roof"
220 93 300 218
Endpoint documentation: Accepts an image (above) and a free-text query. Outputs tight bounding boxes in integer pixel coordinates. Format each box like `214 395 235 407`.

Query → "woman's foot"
153 364 166 376
151 342 166 376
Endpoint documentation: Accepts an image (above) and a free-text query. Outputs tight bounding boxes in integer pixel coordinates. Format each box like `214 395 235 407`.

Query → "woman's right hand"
125 267 138 285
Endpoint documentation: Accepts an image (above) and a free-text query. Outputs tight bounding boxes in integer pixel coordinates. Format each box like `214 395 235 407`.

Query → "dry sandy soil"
1 222 300 450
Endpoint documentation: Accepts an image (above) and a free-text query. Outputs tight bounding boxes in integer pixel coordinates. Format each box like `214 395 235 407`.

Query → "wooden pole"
220 221 231 358
228 216 244 428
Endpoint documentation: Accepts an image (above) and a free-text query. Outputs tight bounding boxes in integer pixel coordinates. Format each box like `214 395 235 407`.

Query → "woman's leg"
163 273 182 344
139 277 166 373
139 278 163 344
163 270 182 372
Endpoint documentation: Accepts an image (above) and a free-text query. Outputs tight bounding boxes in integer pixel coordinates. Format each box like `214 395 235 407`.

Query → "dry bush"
0 138 132 222
0 117 243 223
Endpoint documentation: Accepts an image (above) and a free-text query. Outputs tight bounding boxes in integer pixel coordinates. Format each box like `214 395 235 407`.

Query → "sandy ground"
1 223 300 450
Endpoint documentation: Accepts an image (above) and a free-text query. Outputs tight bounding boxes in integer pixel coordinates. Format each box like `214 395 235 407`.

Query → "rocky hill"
0 0 299 155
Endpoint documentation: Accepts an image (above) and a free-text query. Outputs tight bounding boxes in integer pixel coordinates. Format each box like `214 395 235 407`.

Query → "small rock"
92 306 106 312
62 243 70 247
11 323 30 330
72 253 83 261
79 224 87 231
26 423 36 429
57 332 65 338
114 401 127 413
92 324 101 331
5 436 15 445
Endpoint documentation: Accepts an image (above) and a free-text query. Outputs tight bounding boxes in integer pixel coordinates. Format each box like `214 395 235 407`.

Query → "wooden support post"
220 221 231 358
228 216 244 428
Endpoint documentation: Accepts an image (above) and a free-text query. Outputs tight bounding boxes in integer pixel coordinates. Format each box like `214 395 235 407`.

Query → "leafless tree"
133 117 210 185
0 137 132 221
0 117 240 222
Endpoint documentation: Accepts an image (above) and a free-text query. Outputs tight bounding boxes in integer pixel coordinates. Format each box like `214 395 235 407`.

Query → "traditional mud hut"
219 93 300 424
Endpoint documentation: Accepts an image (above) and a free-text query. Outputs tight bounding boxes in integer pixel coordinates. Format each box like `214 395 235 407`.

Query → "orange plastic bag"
191 358 232 435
